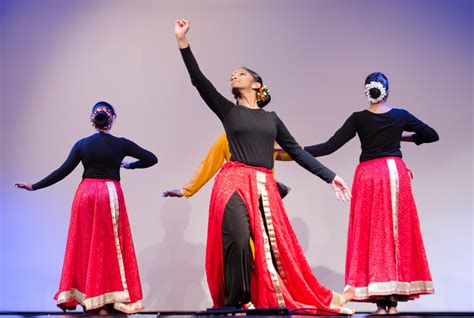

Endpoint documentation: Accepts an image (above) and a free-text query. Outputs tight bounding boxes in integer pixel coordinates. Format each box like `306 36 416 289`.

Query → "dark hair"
232 67 271 108
91 101 116 130
92 101 116 116
365 72 389 100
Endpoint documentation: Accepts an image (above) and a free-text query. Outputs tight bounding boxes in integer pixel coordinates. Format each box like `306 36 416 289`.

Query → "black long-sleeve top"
32 133 158 190
304 109 439 162
180 46 336 183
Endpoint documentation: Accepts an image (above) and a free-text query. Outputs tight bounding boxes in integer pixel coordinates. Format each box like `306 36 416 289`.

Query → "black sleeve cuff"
324 171 336 184
179 45 191 56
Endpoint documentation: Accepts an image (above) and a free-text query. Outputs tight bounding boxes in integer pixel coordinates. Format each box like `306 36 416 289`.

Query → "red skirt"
54 179 144 313
206 161 353 314
345 157 434 301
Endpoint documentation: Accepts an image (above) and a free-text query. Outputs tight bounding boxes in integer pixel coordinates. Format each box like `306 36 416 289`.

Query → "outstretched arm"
175 19 234 120
15 141 82 191
163 133 229 198
304 115 356 157
275 115 356 161
274 114 351 201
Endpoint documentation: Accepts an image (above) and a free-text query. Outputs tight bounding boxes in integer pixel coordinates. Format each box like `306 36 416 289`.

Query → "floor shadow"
138 199 206 310
290 216 345 292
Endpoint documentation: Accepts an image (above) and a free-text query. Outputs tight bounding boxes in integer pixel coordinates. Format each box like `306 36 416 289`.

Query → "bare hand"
330 175 351 202
14 182 33 191
175 19 190 39
162 188 184 198
121 161 131 169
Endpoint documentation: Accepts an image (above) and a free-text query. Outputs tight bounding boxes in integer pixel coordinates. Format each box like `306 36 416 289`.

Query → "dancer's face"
229 68 261 91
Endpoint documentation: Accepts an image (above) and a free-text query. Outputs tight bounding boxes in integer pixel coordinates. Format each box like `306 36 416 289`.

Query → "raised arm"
15 140 83 191
121 139 158 169
402 110 439 145
175 19 233 120
274 113 351 201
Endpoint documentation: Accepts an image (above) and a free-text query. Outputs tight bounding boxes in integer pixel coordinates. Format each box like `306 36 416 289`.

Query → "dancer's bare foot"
242 302 255 310
372 305 388 315
342 285 355 304
97 307 110 315
387 306 398 315
232 302 255 316
387 296 398 315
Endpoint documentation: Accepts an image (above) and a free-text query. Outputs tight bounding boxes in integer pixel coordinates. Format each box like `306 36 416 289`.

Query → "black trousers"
221 191 280 307
222 192 252 307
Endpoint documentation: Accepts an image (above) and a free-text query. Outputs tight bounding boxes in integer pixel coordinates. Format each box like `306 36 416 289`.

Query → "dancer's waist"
222 161 273 175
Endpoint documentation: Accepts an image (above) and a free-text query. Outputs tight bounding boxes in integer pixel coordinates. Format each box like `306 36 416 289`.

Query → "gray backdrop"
0 0 472 312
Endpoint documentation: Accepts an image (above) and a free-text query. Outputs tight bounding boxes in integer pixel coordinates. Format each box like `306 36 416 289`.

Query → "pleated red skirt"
54 179 144 313
206 161 353 314
345 157 434 302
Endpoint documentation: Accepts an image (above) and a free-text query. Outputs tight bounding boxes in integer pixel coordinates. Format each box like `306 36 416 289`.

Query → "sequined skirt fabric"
54 178 144 313
345 157 434 301
206 161 352 314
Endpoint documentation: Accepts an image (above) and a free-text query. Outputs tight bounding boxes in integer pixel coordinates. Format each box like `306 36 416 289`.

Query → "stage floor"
0 312 473 318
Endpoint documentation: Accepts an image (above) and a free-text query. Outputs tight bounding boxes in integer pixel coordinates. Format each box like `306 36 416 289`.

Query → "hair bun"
90 105 114 131
364 72 389 104
369 87 382 99
364 81 387 104
256 85 271 108
93 112 110 128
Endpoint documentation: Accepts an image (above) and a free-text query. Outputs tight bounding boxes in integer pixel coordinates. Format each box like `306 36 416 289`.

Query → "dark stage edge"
0 311 473 318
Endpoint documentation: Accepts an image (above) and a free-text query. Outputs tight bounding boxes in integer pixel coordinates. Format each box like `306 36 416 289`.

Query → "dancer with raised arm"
174 19 352 314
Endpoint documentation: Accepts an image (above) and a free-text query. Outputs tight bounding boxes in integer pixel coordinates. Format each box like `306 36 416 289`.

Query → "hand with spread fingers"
330 175 351 202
